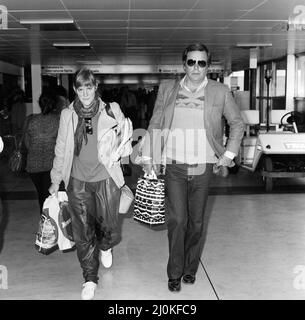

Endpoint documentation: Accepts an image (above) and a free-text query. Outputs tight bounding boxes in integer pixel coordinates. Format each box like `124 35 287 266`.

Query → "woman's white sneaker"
81 281 97 300
101 249 112 268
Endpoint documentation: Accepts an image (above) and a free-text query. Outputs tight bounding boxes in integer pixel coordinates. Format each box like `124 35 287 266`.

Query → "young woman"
49 68 132 300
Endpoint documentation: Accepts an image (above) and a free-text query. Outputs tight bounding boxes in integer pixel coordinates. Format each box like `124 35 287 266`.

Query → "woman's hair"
38 90 57 115
73 67 98 89
182 43 211 66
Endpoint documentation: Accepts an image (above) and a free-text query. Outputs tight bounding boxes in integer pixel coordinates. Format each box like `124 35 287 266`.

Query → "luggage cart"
240 111 305 191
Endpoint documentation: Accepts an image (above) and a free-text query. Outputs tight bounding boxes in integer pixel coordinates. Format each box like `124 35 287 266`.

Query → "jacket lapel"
163 79 181 130
204 80 216 130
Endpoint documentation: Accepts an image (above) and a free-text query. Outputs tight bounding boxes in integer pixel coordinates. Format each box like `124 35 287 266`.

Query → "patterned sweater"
24 113 60 173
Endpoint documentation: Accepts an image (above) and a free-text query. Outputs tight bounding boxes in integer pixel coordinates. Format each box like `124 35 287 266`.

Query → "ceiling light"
20 19 74 25
236 43 272 48
20 19 78 31
53 42 91 50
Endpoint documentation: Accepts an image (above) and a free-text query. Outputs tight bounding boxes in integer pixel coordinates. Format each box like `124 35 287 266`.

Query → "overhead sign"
42 64 225 75
42 65 78 74
208 64 224 74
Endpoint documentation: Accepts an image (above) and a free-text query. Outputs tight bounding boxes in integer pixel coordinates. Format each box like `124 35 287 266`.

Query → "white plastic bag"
42 192 75 251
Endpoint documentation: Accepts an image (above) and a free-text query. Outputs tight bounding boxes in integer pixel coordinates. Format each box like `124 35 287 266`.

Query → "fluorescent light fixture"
20 19 74 25
20 19 77 31
53 42 91 50
236 43 272 48
53 42 90 47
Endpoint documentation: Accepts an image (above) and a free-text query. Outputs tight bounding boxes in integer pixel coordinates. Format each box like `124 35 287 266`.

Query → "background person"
8 88 27 138
24 89 60 214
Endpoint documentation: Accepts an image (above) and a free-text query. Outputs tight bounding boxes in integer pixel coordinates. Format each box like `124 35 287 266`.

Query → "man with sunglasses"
141 43 244 292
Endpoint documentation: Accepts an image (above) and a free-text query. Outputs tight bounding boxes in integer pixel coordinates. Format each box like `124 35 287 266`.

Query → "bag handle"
17 114 33 150
144 169 157 180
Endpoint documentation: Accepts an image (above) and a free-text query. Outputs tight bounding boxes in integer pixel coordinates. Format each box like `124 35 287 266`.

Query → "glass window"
275 59 286 97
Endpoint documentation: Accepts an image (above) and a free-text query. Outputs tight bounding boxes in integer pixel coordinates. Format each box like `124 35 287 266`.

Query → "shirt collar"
180 75 208 93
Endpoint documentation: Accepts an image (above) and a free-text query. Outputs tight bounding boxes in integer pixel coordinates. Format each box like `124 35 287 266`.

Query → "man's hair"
182 43 211 66
73 67 98 89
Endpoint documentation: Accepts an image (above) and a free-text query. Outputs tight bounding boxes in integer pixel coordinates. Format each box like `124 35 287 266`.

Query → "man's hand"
48 183 59 197
142 161 160 176
216 154 234 168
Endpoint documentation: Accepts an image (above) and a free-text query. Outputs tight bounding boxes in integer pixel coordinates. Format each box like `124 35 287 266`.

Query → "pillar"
286 54 295 111
30 25 42 114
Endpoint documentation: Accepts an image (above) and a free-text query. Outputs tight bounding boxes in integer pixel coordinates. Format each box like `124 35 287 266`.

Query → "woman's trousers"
67 176 121 284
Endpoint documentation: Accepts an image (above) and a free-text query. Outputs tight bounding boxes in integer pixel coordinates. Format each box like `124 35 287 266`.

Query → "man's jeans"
165 162 213 280
67 176 121 284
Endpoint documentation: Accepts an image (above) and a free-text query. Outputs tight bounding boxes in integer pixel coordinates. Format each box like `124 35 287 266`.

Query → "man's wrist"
224 150 235 160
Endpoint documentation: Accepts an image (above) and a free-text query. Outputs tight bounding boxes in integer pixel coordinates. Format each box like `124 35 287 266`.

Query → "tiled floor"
1 157 305 300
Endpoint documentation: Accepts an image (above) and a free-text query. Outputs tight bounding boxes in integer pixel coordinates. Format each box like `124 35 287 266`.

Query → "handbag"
133 170 165 225
8 147 25 173
119 184 134 214
8 114 32 174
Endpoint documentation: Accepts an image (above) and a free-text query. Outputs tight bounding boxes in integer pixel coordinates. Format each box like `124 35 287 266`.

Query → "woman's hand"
48 183 59 197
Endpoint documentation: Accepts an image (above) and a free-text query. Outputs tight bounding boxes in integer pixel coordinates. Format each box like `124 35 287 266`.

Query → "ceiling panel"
194 0 263 10
82 29 128 35
227 20 283 29
70 10 129 20
76 21 127 29
130 0 198 10
8 10 72 21
129 20 183 28
1 0 64 10
129 20 230 28
257 0 305 12
243 10 292 21
129 10 186 20
82 34 127 40
185 10 244 20
62 0 129 10
128 29 176 40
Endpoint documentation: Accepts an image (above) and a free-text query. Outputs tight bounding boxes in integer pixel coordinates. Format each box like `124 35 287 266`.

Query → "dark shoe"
182 274 196 284
168 278 181 292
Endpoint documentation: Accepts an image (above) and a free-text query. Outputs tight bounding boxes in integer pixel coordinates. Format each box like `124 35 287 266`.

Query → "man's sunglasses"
186 59 207 68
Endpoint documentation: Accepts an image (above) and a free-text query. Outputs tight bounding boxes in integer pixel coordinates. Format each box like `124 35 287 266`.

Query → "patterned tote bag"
134 170 165 225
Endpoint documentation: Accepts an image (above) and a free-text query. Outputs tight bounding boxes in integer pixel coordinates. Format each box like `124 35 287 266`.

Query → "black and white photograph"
1 0 305 306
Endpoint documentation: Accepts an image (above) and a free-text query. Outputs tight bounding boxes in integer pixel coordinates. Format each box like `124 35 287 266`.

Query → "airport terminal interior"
1 0 305 300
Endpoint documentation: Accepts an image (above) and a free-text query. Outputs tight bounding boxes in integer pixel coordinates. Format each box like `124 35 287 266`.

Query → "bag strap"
105 102 115 120
17 114 33 149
